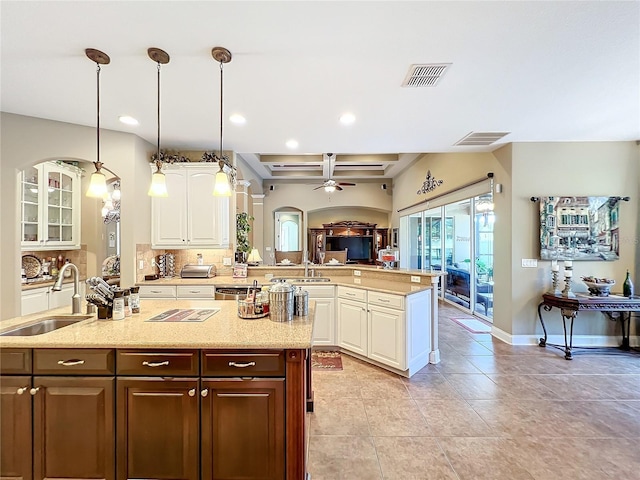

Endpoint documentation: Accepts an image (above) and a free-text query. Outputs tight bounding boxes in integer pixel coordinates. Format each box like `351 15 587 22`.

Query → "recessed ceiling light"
118 115 139 126
229 114 246 125
339 113 356 125
286 139 299 149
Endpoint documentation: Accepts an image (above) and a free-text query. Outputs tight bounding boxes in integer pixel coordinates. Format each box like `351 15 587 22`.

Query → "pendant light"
147 47 170 197
212 46 233 197
85 48 111 197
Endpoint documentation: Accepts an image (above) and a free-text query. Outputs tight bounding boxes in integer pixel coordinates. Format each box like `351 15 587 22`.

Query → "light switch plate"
522 258 538 268
223 257 232 266
353 278 361 284
139 260 144 270
353 270 361 277
411 276 421 283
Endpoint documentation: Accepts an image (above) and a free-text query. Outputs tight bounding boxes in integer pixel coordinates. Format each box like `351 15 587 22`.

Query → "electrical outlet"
151 259 156 267
411 276 421 283
354 270 361 277
353 278 361 284
139 260 144 270
522 258 538 268
223 257 232 266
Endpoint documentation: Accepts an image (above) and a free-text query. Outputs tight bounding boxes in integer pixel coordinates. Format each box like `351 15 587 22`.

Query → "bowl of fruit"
581 276 616 296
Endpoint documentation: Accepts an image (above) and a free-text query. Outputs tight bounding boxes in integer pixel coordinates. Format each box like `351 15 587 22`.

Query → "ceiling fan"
313 153 356 192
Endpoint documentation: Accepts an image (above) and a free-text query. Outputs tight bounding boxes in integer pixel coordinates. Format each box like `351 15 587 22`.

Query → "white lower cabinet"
138 285 177 299
303 285 335 346
176 285 215 299
21 283 84 316
337 285 431 375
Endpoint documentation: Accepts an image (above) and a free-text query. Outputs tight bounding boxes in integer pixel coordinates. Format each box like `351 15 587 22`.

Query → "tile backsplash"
22 245 88 280
136 244 234 282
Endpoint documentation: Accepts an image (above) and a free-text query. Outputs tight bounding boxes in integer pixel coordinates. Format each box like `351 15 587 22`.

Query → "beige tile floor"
307 305 640 479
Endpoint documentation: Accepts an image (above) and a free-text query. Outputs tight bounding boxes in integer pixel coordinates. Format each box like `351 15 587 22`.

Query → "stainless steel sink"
0 315 92 336
270 277 331 283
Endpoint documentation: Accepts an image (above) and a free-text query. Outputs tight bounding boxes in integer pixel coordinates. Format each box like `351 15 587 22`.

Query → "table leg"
560 308 577 360
537 302 550 347
621 312 631 351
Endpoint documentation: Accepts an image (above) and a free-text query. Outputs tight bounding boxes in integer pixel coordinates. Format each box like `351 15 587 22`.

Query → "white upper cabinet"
151 164 230 249
20 162 81 250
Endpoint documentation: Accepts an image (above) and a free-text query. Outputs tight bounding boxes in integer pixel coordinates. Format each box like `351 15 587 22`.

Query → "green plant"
236 212 253 253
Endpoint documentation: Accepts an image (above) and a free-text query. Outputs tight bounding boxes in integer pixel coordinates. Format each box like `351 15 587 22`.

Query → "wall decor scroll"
538 196 623 261
416 170 444 195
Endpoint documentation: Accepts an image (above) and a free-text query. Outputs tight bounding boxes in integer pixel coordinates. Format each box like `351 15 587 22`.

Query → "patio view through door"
400 193 494 321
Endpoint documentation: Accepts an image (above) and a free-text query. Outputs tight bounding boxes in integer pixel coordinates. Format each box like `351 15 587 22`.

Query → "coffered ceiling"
1 1 638 183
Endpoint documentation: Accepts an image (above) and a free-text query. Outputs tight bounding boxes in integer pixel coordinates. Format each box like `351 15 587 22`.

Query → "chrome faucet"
52 262 82 314
303 250 313 278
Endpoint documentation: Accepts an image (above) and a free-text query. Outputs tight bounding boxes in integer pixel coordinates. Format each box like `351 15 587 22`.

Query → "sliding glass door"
400 192 494 320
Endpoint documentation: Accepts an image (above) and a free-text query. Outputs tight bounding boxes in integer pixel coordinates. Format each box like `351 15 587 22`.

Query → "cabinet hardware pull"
150 290 161 293
30 387 40 395
142 360 170 367
188 388 196 397
377 298 390 303
17 387 29 395
228 361 256 368
345 292 355 296
189 291 200 293
201 389 209 397
57 359 85 366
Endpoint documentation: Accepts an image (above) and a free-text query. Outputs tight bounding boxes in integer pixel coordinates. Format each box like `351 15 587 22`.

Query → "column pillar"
251 194 265 257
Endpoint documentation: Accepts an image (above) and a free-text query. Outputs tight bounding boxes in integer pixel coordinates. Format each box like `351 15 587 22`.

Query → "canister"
269 280 294 322
294 287 309 316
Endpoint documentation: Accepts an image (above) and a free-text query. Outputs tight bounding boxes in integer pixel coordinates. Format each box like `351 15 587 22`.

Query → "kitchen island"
0 300 314 480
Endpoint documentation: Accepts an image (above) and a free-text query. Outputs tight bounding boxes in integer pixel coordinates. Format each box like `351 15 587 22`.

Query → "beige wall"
308 207 390 228
0 113 154 320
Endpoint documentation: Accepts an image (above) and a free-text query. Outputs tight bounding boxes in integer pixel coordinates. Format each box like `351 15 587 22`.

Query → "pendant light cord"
96 63 101 168
157 62 161 166
218 60 224 166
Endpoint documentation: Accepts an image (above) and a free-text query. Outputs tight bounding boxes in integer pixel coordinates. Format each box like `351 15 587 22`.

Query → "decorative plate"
22 254 42 279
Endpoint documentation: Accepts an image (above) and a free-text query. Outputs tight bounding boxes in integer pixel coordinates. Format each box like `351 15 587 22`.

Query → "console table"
537 292 640 359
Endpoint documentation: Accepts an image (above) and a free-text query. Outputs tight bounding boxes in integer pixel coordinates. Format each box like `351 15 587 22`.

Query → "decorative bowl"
581 277 615 297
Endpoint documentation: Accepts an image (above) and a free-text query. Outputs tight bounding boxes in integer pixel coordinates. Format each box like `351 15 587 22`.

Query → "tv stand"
309 221 388 264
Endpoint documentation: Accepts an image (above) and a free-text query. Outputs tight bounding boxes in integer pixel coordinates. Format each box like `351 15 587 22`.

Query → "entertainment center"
309 221 388 265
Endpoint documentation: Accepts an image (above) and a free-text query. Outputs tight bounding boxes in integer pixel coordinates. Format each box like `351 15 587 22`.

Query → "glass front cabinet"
21 161 82 250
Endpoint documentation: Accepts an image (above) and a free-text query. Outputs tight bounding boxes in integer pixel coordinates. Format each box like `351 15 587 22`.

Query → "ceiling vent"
402 63 451 87
454 132 510 146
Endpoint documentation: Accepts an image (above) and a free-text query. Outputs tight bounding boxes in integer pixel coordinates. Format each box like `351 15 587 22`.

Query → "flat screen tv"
326 236 372 261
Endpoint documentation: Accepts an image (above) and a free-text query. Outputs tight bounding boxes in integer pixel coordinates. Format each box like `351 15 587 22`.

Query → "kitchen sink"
270 277 331 283
0 315 92 336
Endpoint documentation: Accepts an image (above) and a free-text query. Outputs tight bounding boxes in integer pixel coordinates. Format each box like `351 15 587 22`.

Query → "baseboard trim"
490 325 639 347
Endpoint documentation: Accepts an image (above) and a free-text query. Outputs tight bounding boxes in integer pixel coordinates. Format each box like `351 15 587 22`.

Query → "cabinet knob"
188 388 196 397
201 389 209 397
17 386 29 395
30 387 40 396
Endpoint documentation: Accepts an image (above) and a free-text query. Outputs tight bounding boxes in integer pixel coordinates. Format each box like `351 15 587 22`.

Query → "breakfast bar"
0 300 314 480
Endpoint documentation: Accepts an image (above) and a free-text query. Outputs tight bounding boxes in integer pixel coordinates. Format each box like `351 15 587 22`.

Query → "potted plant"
235 212 253 263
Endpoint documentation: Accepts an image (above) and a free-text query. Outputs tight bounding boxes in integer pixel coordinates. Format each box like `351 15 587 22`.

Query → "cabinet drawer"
367 291 405 310
202 350 285 377
117 350 199 376
138 285 177 298
337 286 367 302
303 285 335 298
0 348 32 374
33 349 114 375
176 285 215 298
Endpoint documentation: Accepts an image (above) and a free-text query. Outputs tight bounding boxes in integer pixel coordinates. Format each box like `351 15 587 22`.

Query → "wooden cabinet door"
368 305 406 370
151 168 188 248
311 297 335 346
201 378 285 480
32 376 115 480
0 376 32 480
116 377 199 480
337 298 368 356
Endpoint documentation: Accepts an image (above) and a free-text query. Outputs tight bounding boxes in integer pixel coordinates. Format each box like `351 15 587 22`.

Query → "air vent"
402 63 451 87
454 132 510 146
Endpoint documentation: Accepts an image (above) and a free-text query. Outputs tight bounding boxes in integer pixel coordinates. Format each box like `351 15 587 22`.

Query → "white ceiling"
1 1 638 182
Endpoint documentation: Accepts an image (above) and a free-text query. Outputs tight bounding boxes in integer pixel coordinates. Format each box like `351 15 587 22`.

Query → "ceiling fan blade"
337 182 356 186
335 185 343 191
313 186 324 190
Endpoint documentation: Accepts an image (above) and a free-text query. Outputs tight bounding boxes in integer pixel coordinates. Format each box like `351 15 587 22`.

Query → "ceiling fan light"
148 170 168 197
324 185 336 193
213 170 232 196
86 168 107 197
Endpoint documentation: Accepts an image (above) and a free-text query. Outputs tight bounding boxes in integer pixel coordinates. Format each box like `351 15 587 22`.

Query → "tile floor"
306 305 640 479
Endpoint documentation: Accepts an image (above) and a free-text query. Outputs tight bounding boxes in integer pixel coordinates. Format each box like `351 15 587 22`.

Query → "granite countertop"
138 274 438 296
22 277 86 291
0 299 314 350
